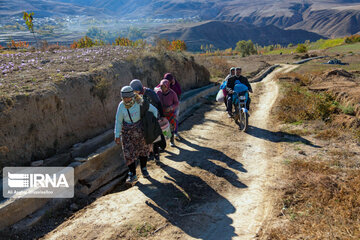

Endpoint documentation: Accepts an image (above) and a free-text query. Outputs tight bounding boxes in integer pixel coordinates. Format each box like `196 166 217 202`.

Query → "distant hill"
3 0 359 38
156 20 325 51
0 0 103 18
78 0 360 38
286 5 360 38
1 0 360 51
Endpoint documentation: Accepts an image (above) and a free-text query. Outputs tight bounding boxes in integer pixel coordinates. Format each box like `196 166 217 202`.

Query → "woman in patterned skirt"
114 86 158 183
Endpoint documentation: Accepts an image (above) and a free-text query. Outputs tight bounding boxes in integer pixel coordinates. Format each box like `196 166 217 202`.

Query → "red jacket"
156 89 179 112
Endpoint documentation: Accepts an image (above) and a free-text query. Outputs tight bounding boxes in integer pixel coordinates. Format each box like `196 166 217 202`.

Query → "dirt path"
42 65 297 240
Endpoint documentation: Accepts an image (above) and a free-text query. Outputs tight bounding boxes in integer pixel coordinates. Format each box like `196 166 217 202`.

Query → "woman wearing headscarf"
130 79 165 163
164 73 182 140
156 79 179 147
114 86 158 183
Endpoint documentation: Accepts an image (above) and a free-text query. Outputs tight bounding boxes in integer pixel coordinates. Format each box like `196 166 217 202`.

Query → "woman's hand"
115 137 121 145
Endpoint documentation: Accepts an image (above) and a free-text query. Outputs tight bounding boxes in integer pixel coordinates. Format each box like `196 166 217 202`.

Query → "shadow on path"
137 164 238 240
165 137 248 189
246 125 322 148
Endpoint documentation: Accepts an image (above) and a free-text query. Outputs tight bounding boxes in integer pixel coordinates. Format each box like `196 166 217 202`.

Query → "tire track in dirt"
41 65 297 240
226 64 298 238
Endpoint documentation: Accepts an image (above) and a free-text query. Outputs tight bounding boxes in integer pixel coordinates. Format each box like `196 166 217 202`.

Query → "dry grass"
315 129 340 140
39 40 67 52
276 82 337 123
91 75 110 102
285 128 312 136
327 149 359 169
275 72 311 86
279 124 312 136
263 68 360 239
294 54 360 75
275 70 360 144
194 56 231 79
265 159 360 239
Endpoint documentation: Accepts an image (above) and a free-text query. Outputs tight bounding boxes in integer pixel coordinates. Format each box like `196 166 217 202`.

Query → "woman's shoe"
154 154 160 165
141 167 150 178
126 172 138 184
174 133 181 141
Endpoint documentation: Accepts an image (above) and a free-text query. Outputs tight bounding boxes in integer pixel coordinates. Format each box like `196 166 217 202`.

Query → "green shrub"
309 38 344 50
339 104 355 116
235 40 257 57
296 44 307 53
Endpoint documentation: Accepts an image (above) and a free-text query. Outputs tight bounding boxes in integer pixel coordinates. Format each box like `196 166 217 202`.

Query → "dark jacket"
143 87 164 117
140 100 162 144
226 75 252 92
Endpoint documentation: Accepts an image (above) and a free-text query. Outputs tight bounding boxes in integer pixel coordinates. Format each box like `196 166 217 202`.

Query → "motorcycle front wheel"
238 109 248 132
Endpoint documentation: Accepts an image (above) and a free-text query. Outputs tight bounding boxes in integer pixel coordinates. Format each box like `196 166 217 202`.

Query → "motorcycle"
232 84 249 132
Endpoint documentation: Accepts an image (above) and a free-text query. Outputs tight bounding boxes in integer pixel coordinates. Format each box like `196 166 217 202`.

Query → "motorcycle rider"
226 67 252 117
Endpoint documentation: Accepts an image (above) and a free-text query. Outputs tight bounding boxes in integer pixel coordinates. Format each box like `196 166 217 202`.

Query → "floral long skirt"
121 121 149 166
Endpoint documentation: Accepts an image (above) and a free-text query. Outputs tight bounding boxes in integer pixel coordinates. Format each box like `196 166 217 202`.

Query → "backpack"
140 100 162 144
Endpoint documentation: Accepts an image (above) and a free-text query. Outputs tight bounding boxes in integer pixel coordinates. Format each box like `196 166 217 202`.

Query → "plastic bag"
162 125 172 139
216 89 225 102
158 117 172 139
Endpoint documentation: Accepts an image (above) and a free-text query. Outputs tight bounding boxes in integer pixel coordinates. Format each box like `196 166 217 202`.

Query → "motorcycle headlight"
239 96 246 100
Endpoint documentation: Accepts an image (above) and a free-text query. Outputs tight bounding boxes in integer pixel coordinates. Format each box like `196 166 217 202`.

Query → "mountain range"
1 0 360 50
155 20 325 51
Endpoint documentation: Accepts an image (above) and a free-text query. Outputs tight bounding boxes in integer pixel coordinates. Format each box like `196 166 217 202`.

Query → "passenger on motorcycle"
226 67 252 117
225 67 236 81
220 67 236 107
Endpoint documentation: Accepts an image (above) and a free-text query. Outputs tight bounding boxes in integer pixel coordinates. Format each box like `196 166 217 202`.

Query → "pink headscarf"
160 79 170 90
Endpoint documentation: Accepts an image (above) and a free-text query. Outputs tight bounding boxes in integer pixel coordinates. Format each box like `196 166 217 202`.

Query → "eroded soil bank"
0 47 210 167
